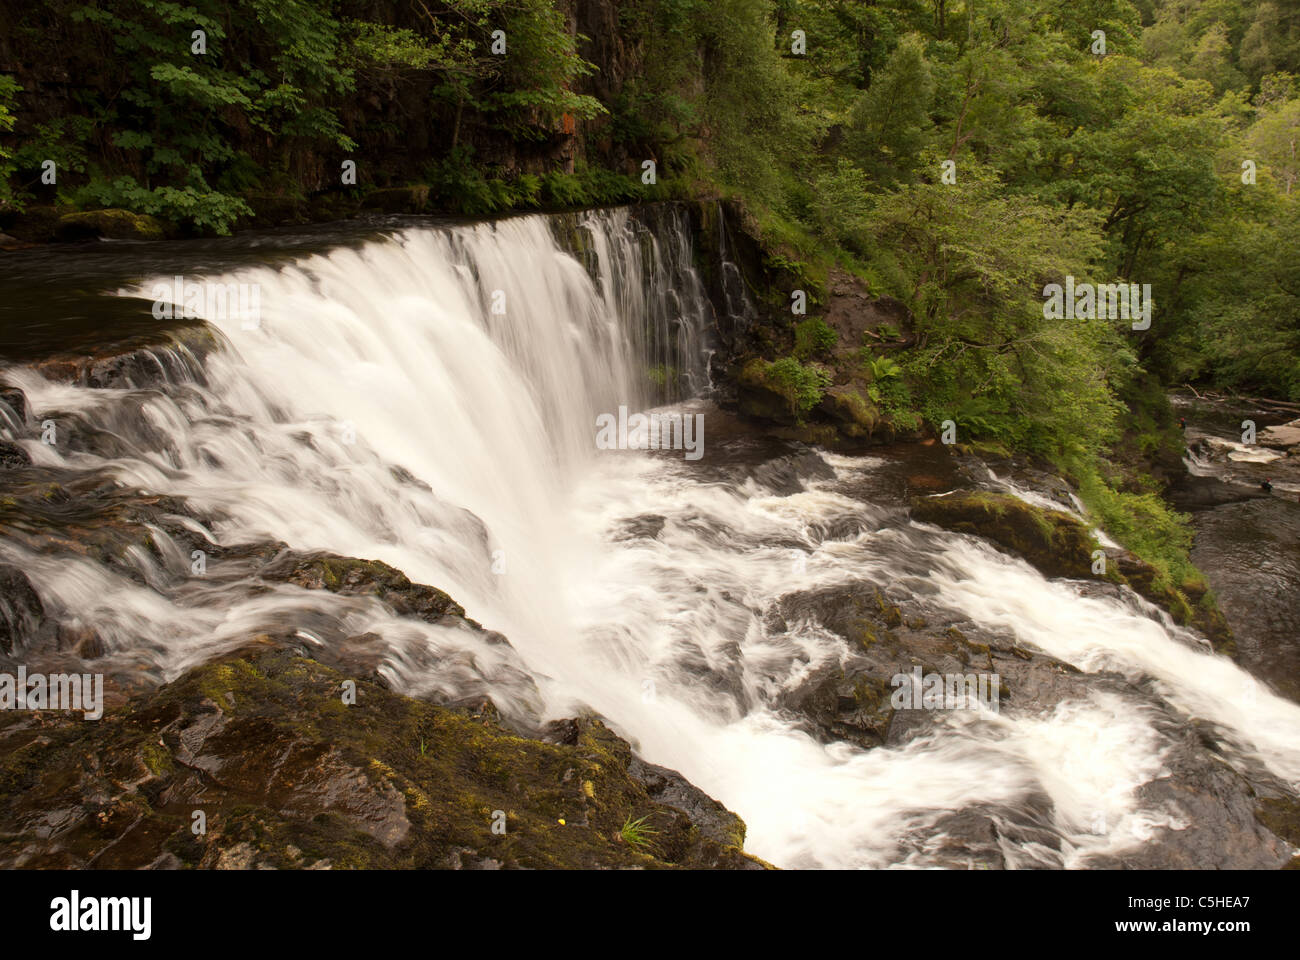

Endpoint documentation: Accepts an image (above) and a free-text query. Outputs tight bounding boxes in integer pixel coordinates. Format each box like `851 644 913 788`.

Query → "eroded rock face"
0 647 765 870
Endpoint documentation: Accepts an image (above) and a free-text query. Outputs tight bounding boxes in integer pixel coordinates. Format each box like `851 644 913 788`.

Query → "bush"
71 175 250 234
793 317 837 359
766 357 831 418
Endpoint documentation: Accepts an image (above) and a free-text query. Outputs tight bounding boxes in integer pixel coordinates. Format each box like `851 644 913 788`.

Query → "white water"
4 208 1300 868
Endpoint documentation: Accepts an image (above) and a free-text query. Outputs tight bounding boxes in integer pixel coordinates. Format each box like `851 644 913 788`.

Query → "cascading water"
2 205 1299 869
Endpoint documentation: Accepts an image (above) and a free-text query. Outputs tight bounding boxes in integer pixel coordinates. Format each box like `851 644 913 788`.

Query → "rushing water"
1 207 1298 868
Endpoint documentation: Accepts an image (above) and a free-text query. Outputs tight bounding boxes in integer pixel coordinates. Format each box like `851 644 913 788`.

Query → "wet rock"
747 448 835 495
920 796 1061 869
0 565 45 656
0 647 765 869
308 190 362 222
817 385 880 438
0 441 30 468
784 664 893 749
240 193 309 226
736 358 802 425
910 489 1231 649
55 624 106 660
615 514 666 541
0 385 26 423
910 490 1099 580
1169 473 1268 509
261 552 468 625
33 325 217 389
0 205 61 243
773 577 1291 869
1256 795 1300 851
1258 418 1300 449
361 186 431 215
1084 719 1293 869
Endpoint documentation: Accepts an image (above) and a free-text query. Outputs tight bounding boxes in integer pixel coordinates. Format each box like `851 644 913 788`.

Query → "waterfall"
3 205 1299 869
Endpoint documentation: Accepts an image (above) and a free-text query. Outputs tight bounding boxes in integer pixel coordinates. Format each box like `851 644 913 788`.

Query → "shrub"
793 317 837 359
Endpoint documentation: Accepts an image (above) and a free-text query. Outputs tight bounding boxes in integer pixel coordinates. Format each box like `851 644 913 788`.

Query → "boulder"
56 209 166 242
910 490 1100 580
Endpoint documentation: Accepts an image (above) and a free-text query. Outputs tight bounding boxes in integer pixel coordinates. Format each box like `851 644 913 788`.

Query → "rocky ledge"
910 490 1231 650
0 642 764 870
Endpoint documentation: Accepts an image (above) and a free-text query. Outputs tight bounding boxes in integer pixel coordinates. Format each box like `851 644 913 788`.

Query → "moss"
360 185 431 214
912 489 1232 647
0 647 764 870
281 554 467 623
1257 797 1300 846
872 589 903 628
193 658 266 711
737 357 831 424
140 740 174 777
57 209 166 241
911 491 1099 580
819 385 880 437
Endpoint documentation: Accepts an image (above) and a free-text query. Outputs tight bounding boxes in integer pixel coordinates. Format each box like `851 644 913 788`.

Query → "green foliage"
540 164 644 209
863 355 902 382
619 815 660 851
847 34 935 183
793 317 837 359
72 175 251 234
858 159 1123 457
1 0 612 232
1073 461 1197 593
810 159 875 256
0 75 19 208
766 357 831 418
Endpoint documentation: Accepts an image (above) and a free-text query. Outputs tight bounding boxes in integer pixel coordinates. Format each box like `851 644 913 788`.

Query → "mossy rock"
1257 796 1300 846
0 204 63 242
736 358 801 424
0 647 767 870
262 552 467 624
56 209 167 241
911 490 1233 650
818 385 879 437
911 491 1099 580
